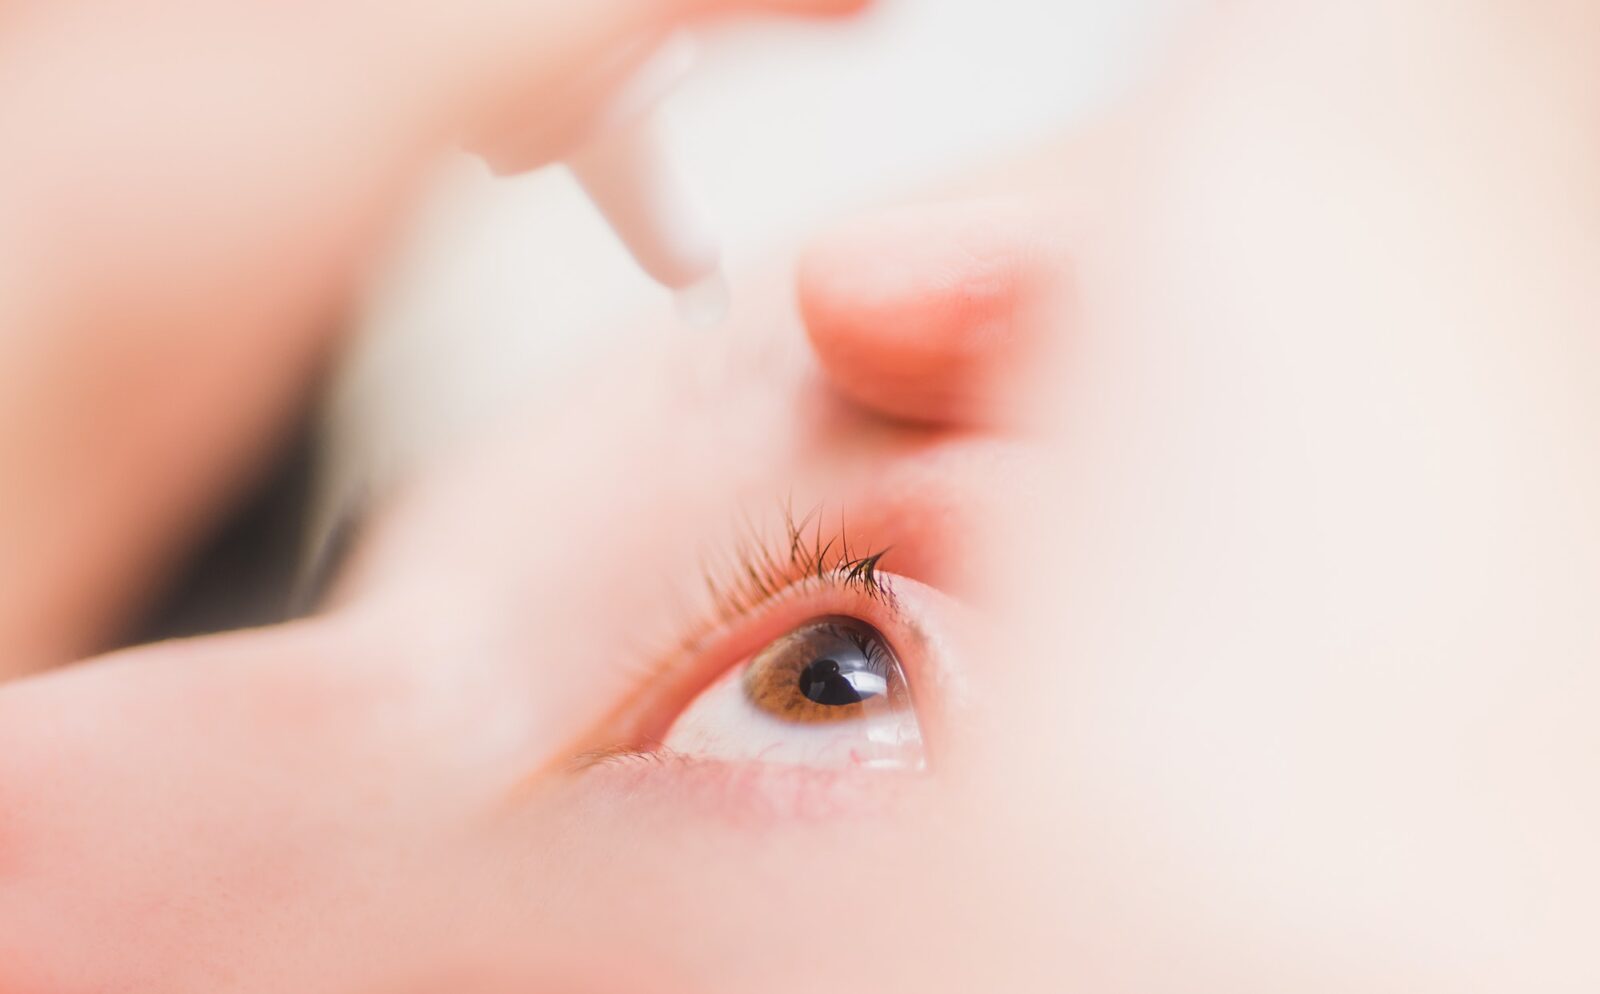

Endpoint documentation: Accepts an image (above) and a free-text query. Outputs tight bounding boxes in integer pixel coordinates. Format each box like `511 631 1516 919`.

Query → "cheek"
0 673 272 990
0 634 433 993
483 771 958 994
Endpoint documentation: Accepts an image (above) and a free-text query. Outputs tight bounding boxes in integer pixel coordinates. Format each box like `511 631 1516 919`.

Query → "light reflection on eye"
663 616 925 770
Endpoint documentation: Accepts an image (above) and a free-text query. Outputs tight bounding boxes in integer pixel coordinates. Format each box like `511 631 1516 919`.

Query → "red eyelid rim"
603 574 961 767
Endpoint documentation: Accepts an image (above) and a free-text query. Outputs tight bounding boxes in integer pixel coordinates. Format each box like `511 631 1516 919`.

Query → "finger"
706 0 872 12
797 197 1075 428
430 0 872 160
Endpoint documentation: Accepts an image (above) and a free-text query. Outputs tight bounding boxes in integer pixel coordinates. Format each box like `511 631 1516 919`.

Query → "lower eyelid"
572 751 924 824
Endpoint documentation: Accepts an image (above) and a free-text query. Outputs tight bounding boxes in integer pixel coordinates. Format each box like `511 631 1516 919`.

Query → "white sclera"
663 662 925 770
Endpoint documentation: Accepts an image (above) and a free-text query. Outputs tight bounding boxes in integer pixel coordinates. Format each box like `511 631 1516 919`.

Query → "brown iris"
741 617 909 724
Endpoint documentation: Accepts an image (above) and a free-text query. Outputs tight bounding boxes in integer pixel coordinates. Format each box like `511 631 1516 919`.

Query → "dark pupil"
799 658 863 706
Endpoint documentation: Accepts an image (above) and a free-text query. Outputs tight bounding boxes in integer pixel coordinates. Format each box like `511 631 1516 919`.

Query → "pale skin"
1 2 1597 991
0 0 868 674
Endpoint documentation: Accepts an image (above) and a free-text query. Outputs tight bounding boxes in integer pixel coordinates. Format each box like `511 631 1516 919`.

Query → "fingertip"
732 0 875 16
681 0 874 22
799 200 1058 426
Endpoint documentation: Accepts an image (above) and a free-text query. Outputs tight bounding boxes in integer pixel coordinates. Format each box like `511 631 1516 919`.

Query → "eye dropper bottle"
563 32 729 327
295 34 730 611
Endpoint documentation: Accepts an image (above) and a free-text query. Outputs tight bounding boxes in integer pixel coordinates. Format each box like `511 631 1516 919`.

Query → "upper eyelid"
589 512 918 753
693 503 901 640
678 568 907 679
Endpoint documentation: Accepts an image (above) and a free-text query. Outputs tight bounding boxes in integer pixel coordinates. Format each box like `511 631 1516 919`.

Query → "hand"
0 0 869 675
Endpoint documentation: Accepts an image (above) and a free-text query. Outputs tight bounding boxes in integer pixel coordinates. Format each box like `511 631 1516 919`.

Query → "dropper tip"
674 269 730 329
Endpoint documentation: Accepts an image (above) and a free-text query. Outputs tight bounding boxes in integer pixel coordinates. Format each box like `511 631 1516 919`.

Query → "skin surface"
2 1 1598 991
0 0 868 676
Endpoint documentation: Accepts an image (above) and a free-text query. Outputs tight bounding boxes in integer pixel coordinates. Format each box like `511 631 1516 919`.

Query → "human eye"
592 507 951 776
662 614 923 770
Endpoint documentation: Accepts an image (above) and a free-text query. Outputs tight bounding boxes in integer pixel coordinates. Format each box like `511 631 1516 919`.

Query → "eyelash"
696 502 897 633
